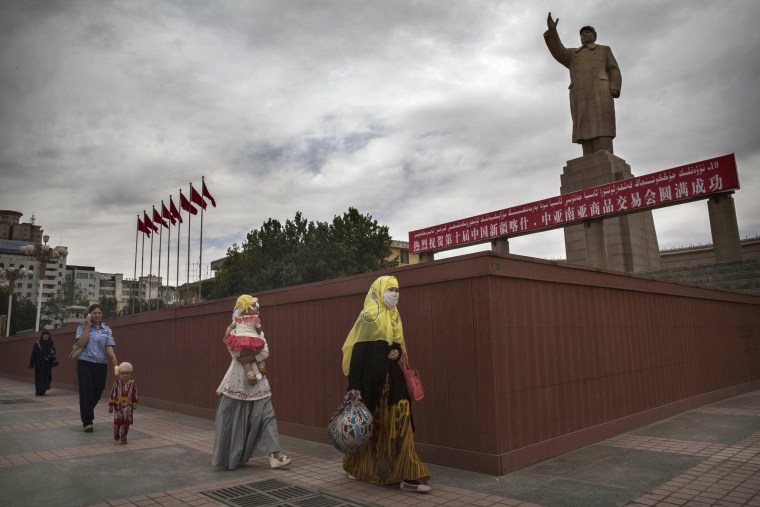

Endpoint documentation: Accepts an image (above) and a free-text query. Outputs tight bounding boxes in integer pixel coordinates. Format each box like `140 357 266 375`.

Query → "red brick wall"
1 251 758 474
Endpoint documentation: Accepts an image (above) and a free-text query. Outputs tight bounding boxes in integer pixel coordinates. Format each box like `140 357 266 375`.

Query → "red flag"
180 190 198 215
153 206 168 229
144 211 159 232
202 178 216 207
190 184 207 210
162 201 176 226
170 196 183 224
137 216 150 237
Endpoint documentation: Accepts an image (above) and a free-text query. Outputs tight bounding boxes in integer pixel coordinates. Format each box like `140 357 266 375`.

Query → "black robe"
347 340 408 415
29 339 55 395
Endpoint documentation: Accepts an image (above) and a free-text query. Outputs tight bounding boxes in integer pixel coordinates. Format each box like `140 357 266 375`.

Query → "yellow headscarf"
341 275 406 375
235 294 258 314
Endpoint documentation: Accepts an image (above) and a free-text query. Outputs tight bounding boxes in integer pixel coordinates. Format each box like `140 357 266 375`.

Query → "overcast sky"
2 0 759 285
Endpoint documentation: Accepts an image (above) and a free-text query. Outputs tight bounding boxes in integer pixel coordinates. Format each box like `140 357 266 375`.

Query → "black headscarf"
37 331 55 355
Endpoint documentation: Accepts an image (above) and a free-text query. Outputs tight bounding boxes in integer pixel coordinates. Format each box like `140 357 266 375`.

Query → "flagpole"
149 229 154 311
133 215 139 314
199 176 216 301
164 201 171 306
186 184 192 303
140 212 146 313
199 200 204 301
156 208 162 308
176 194 181 305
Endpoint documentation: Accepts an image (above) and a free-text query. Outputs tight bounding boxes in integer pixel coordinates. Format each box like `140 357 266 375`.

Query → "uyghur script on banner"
409 154 739 255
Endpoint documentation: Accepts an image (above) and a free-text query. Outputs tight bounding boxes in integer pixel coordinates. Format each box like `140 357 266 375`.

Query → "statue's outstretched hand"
547 12 558 30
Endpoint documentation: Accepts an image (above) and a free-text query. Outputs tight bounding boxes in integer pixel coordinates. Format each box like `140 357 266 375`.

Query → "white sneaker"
269 454 292 468
400 480 431 493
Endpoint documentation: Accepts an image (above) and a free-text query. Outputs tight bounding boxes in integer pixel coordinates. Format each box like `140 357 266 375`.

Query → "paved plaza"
0 376 758 507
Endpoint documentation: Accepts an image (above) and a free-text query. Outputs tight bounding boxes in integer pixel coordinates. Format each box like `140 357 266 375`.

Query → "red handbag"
401 354 424 401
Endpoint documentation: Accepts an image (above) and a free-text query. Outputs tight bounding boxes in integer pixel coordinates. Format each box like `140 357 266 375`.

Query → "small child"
224 295 267 385
108 362 138 445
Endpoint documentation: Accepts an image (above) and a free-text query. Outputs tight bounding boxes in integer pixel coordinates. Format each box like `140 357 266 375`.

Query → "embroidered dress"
108 379 138 441
217 335 271 400
223 314 265 354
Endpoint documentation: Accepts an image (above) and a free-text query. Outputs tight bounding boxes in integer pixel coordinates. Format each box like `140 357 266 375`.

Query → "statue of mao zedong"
544 12 621 155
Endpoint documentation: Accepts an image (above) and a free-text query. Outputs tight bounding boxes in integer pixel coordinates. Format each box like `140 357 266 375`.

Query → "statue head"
579 26 597 44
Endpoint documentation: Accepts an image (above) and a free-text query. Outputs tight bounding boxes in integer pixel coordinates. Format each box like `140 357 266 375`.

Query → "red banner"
409 154 739 254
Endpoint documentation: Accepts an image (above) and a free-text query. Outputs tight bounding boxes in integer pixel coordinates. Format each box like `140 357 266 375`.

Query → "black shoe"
84 423 94 433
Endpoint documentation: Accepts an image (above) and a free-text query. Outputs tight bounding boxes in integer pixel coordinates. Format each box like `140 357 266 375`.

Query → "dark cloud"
0 0 757 276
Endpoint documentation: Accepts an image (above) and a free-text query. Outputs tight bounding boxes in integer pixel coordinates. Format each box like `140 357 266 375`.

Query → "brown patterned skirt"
343 380 429 484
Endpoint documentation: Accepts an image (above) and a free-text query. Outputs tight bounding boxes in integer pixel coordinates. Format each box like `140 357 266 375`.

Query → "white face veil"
341 275 406 375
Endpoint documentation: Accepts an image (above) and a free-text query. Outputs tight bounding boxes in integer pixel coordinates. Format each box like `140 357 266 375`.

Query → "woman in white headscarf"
341 275 431 493
212 294 291 471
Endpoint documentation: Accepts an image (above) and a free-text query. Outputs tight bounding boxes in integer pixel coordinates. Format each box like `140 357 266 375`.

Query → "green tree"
8 296 37 335
99 296 118 319
118 297 142 316
210 207 397 298
43 279 89 328
118 296 167 316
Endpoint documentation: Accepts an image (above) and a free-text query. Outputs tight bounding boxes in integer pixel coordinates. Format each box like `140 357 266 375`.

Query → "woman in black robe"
29 330 56 396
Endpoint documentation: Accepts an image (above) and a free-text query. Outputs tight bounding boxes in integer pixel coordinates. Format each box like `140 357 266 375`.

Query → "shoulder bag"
37 342 59 367
69 342 83 360
401 354 424 401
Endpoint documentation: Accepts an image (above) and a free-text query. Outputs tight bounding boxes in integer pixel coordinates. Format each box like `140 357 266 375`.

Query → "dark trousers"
77 360 107 426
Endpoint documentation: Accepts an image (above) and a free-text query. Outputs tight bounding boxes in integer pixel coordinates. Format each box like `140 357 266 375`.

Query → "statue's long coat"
544 29 622 143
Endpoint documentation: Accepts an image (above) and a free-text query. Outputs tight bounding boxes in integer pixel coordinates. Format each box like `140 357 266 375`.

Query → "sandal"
400 480 431 493
269 454 292 469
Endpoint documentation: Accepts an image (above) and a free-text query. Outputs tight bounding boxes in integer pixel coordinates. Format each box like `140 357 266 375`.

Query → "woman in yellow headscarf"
341 275 431 493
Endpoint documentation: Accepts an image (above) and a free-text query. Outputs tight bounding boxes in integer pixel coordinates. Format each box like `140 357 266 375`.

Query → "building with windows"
66 265 99 304
0 211 67 308
389 240 419 265
0 210 44 244
100 272 125 312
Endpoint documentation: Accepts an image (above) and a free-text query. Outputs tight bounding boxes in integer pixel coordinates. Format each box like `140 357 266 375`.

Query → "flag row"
137 177 216 237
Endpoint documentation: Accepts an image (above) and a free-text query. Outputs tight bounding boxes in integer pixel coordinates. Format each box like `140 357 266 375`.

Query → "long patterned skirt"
343 382 430 484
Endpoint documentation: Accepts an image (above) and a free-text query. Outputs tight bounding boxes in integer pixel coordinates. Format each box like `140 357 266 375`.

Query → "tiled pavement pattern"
0 377 758 507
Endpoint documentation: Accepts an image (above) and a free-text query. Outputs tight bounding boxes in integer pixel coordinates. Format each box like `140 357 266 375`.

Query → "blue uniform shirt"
76 323 116 363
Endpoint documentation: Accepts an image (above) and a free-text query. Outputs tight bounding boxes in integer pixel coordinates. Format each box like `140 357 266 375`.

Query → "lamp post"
0 266 30 337
20 235 68 332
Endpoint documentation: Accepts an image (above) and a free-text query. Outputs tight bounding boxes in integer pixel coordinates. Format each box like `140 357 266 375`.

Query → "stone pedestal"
707 193 742 262
560 151 661 272
491 238 510 254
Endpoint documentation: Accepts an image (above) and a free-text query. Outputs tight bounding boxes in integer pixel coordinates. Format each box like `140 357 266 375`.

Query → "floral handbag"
401 354 424 401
